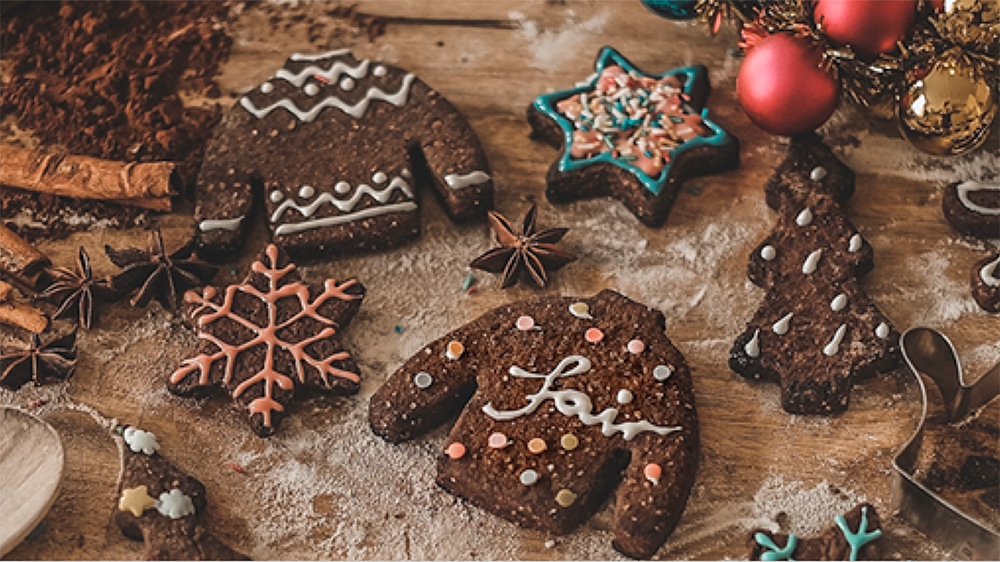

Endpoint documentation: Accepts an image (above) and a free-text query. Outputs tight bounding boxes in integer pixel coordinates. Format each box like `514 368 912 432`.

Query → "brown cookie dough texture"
942 180 1000 240
115 426 247 560
971 252 1000 313
749 503 884 560
194 49 494 260
369 289 699 559
730 138 899 414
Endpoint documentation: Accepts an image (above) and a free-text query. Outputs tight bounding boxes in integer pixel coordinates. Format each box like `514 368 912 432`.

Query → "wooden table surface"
2 1 998 560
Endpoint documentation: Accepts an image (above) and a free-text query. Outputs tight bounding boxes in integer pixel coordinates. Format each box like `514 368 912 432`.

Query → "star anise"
0 330 78 390
38 246 117 329
106 229 218 311
470 204 576 289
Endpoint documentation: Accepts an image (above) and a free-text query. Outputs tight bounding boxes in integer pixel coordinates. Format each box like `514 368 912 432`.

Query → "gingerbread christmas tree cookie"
169 244 365 437
527 46 739 227
730 139 899 414
370 290 699 559
114 426 247 560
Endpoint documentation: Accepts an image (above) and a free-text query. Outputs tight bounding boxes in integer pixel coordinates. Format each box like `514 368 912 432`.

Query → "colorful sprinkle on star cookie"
527 46 739 227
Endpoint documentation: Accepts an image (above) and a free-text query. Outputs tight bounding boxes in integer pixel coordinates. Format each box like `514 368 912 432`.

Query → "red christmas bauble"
736 33 841 136
814 0 918 59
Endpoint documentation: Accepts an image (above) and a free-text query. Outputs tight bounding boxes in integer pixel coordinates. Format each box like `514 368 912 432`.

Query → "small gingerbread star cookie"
527 46 739 227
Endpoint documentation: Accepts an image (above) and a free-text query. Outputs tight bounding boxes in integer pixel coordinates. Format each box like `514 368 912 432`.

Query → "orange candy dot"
585 327 604 343
446 442 466 460
527 437 548 454
644 463 662 484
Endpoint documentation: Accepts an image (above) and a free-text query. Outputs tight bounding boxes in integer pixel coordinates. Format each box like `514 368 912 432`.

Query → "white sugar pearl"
303 83 319 96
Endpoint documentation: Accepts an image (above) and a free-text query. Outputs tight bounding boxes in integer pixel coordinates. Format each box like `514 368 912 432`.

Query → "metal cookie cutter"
894 327 1000 560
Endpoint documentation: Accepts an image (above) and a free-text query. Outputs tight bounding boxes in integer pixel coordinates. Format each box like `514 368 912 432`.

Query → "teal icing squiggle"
531 46 734 196
834 506 883 561
753 532 797 561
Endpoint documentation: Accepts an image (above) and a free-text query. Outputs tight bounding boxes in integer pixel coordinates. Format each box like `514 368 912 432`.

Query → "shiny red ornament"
736 33 841 136
813 0 918 60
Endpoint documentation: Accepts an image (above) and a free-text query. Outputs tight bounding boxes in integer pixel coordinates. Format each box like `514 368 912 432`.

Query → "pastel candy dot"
445 442 466 460
519 469 539 486
616 389 634 405
555 489 577 507
445 340 465 360
627 339 645 354
488 432 508 449
303 83 319 96
516 315 535 331
560 434 579 451
644 463 662 484
585 327 604 343
413 371 433 389
527 438 547 454
568 302 593 319
653 365 672 381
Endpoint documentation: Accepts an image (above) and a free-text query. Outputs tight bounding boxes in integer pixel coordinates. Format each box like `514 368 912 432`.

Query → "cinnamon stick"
0 224 51 289
0 280 48 333
0 144 175 211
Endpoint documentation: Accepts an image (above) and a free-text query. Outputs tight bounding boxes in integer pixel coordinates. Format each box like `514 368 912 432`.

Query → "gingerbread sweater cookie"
731 139 899 414
194 49 493 260
115 426 247 560
527 46 739 227
169 244 365 437
370 290 699 559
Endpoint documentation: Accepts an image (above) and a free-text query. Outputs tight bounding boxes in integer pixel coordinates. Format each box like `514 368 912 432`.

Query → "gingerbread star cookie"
195 49 494 260
169 244 365 437
115 426 247 560
370 289 699 559
527 46 739 227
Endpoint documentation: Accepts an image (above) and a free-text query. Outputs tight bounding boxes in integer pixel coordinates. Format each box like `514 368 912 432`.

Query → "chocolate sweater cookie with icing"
194 49 493 260
369 289 699 559
527 46 738 227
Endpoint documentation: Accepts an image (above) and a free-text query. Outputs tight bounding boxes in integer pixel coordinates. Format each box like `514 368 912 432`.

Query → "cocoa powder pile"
0 1 234 240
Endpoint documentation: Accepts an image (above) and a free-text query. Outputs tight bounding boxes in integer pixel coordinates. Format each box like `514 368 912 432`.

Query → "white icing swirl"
823 324 848 356
482 355 682 441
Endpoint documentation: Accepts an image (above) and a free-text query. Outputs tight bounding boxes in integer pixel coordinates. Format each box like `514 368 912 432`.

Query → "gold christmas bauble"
897 49 996 155
935 0 1000 50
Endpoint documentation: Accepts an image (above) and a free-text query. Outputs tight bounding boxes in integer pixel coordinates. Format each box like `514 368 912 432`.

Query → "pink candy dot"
585 327 604 343
446 442 466 460
516 315 535 331
487 432 508 449
627 339 645 354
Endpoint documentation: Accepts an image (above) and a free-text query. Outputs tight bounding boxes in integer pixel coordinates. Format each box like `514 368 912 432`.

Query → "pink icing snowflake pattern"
169 244 365 436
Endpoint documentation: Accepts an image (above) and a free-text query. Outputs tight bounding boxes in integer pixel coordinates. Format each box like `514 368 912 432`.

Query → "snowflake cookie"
169 244 365 436
750 503 883 560
369 289 699 559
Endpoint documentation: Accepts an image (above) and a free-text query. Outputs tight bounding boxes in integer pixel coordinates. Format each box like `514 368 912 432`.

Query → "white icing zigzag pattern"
271 176 417 236
241 73 415 122
276 57 370 88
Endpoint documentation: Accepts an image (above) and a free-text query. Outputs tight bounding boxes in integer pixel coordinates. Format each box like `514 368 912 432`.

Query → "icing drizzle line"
981 254 1000 287
199 215 245 233
169 245 361 428
444 170 490 190
482 355 682 441
240 73 416 122
956 180 1000 216
276 57 370 88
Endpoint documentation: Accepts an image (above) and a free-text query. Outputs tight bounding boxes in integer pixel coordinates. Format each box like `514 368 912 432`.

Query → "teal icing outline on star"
532 46 733 196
